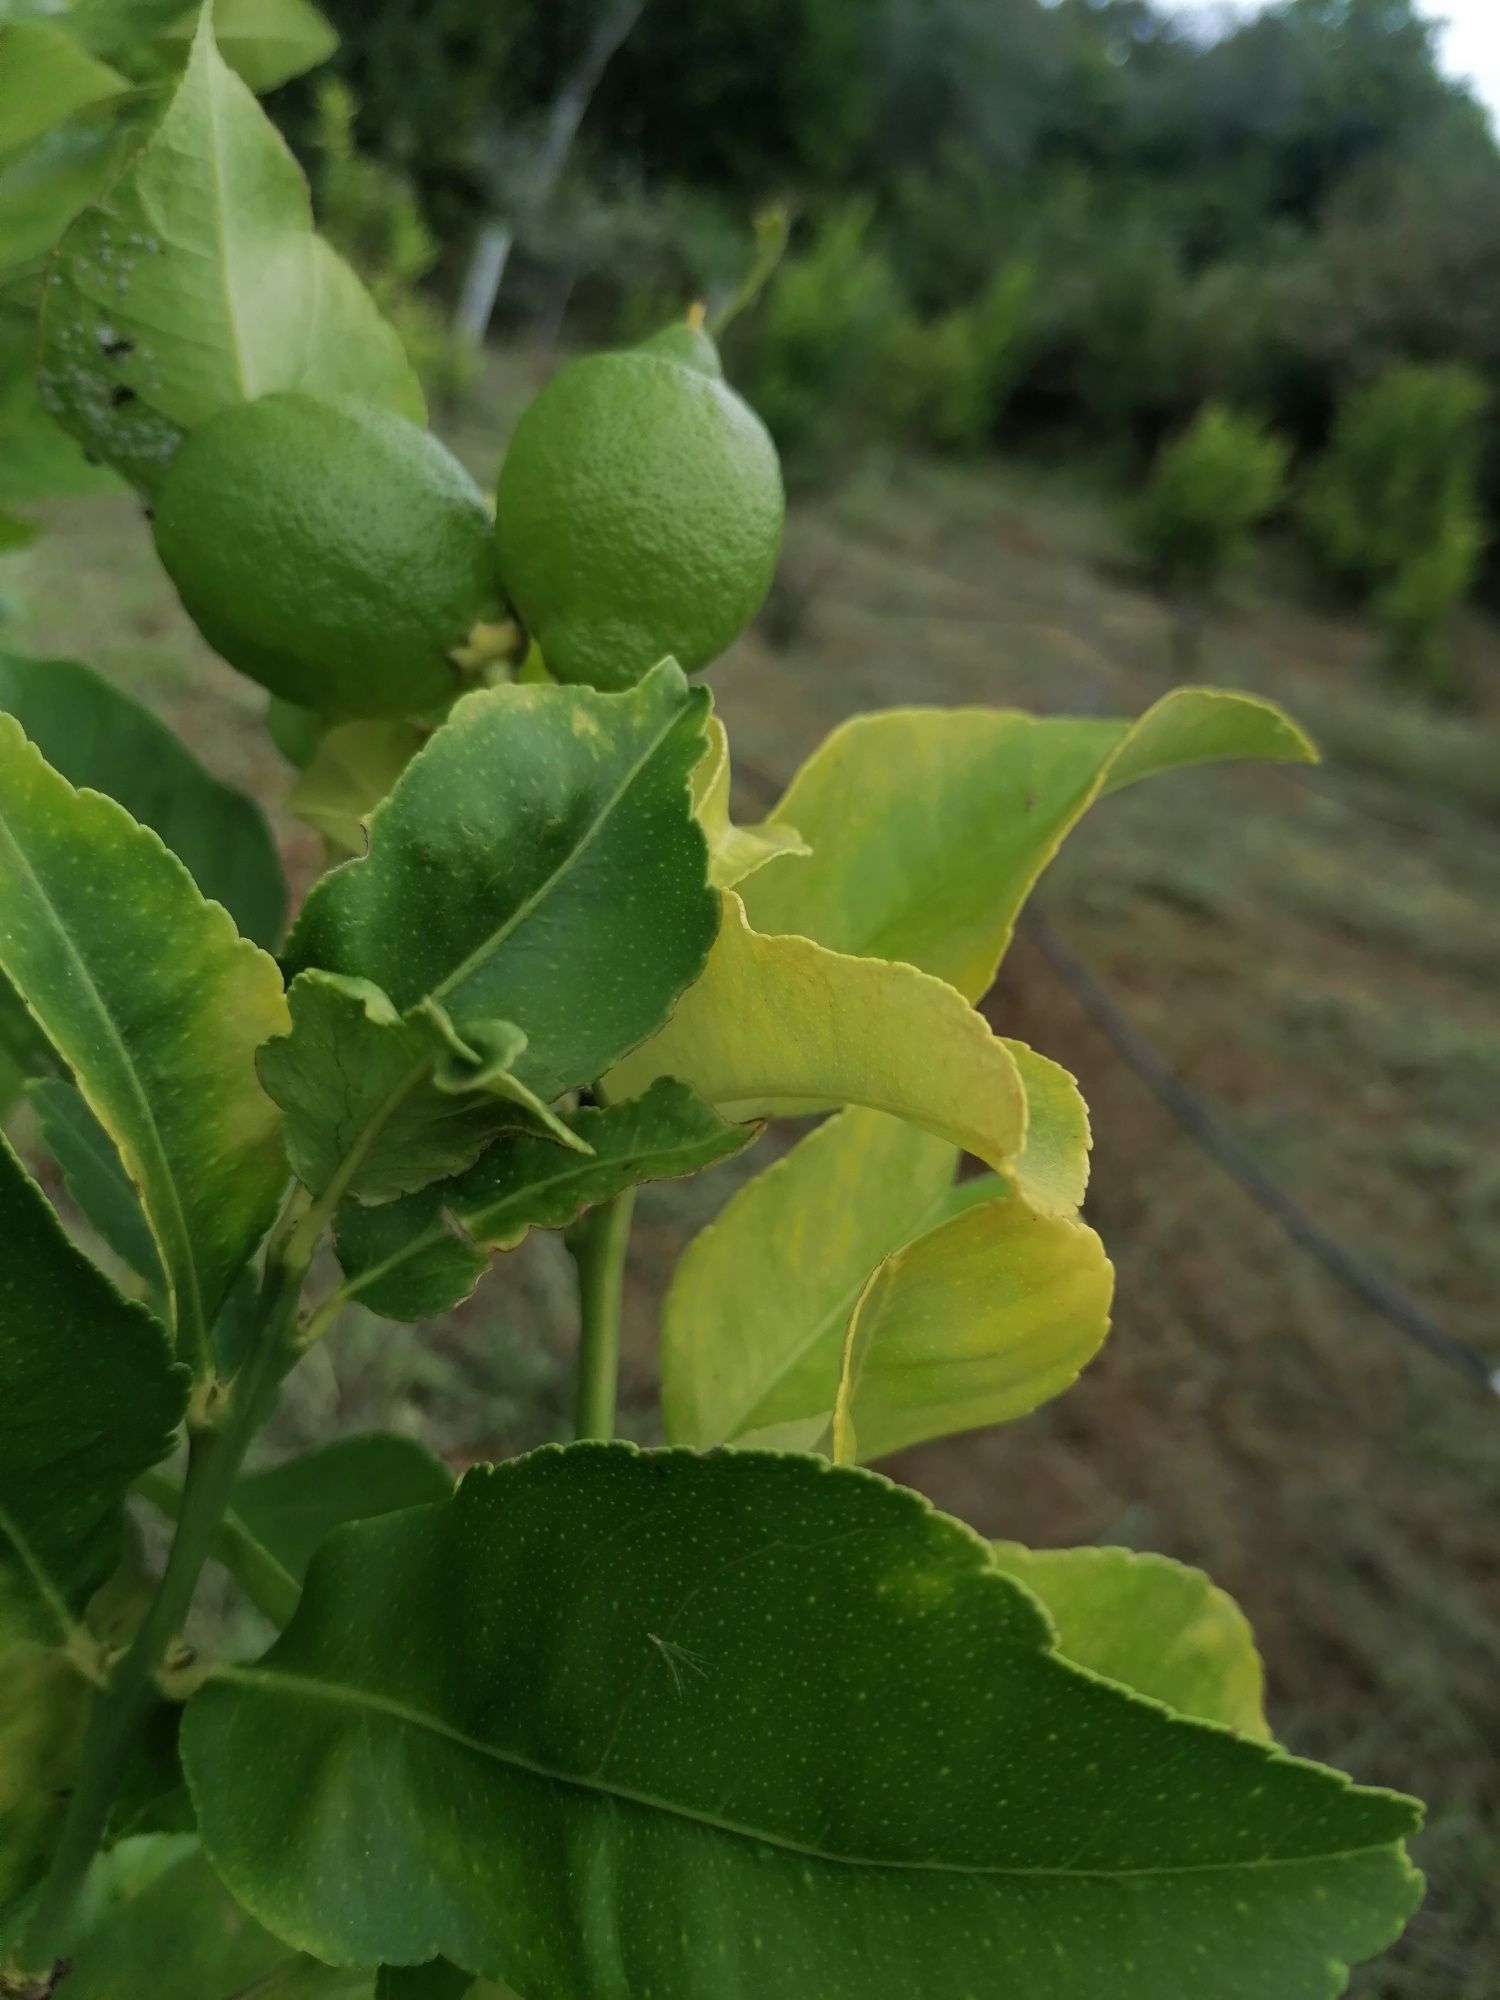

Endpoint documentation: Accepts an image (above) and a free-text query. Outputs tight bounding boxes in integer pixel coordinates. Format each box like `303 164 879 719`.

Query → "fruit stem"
568 1189 636 1442
686 300 707 331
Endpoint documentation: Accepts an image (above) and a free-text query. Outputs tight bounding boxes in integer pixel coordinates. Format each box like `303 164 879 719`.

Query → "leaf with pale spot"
182 1445 1423 2000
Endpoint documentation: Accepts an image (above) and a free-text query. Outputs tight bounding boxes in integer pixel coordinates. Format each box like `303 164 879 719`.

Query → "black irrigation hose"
1022 911 1500 1397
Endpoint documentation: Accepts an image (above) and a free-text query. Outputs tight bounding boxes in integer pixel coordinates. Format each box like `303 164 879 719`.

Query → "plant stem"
568 1189 635 1442
134 1469 300 1630
18 1228 306 1974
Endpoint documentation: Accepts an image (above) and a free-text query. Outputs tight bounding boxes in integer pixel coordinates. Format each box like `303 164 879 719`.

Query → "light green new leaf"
743 687 1316 1000
183 1446 1423 2000
0 719 289 1364
259 972 581 1213
662 1091 1097 1455
52 1836 369 1998
0 1133 184 1911
663 1108 964 1447
692 713 808 889
1004 1036 1091 1215
0 652 286 946
336 1077 752 1324
991 1541 1270 1740
608 893 1025 1169
832 1196 1112 1463
286 663 720 1106
37 13 421 489
0 24 128 169
286 718 427 860
233 1435 453 1585
157 0 340 93
26 1077 164 1293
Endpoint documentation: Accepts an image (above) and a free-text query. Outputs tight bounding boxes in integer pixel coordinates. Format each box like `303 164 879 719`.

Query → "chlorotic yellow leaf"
832 1197 1113 1464
990 1542 1270 1740
692 714 808 890
608 894 1025 1170
1004 1038 1091 1215
743 687 1316 1001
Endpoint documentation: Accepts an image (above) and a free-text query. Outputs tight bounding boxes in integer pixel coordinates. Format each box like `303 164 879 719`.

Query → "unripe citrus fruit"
153 393 506 719
494 325 783 690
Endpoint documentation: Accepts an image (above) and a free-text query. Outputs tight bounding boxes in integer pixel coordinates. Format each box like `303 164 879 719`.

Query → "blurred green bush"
1131 405 1290 593
1299 365 1488 696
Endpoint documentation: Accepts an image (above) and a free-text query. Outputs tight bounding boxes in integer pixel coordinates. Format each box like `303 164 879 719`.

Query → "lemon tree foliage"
0 13 1421 1998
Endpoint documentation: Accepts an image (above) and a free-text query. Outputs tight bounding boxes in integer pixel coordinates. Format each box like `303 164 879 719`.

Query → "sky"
1156 1 1500 124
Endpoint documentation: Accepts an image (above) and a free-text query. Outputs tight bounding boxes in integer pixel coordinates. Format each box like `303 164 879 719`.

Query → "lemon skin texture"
494 348 784 691
153 393 505 719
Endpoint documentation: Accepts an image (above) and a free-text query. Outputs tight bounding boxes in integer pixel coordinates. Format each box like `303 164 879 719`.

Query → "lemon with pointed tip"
494 323 783 691
153 393 506 720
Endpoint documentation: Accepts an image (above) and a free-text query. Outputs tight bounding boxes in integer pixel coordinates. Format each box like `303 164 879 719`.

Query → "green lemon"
494 324 783 690
153 393 506 719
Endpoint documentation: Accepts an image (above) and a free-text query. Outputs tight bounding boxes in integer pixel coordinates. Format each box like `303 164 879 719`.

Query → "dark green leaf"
335 1078 750 1322
0 652 285 946
232 1435 453 1585
0 109 133 287
259 972 581 1211
184 1446 1422 2000
376 1961 471 1999
25 1077 164 1293
0 1133 185 1908
54 1836 369 1998
286 664 719 1106
0 1131 184 1629
0 718 290 1364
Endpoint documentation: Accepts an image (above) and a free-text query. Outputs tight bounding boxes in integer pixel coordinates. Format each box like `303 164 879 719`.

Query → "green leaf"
991 1542 1271 1740
286 719 426 860
1002 1037 1091 1216
377 1963 471 2000
0 111 133 286
156 0 340 93
0 23 129 168
259 972 583 1214
0 1589 90 1921
0 319 120 506
742 688 1317 1001
25 1077 164 1293
335 1077 752 1323
52 1836 370 1998
692 713 808 889
0 1131 184 1633
0 717 289 1364
182 1446 1423 1999
37 11 421 490
661 1097 1092 1454
0 652 286 946
831 1193 1112 1463
232 1435 453 1585
0 1132 185 1910
286 663 719 1105
608 892 1026 1168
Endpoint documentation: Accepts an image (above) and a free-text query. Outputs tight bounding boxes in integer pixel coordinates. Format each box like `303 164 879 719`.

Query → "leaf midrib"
0 802 201 1355
215 1663 1404 1881
426 690 703 1012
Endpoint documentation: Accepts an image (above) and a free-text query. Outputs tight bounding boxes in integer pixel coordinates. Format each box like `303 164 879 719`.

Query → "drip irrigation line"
1022 911 1498 1396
